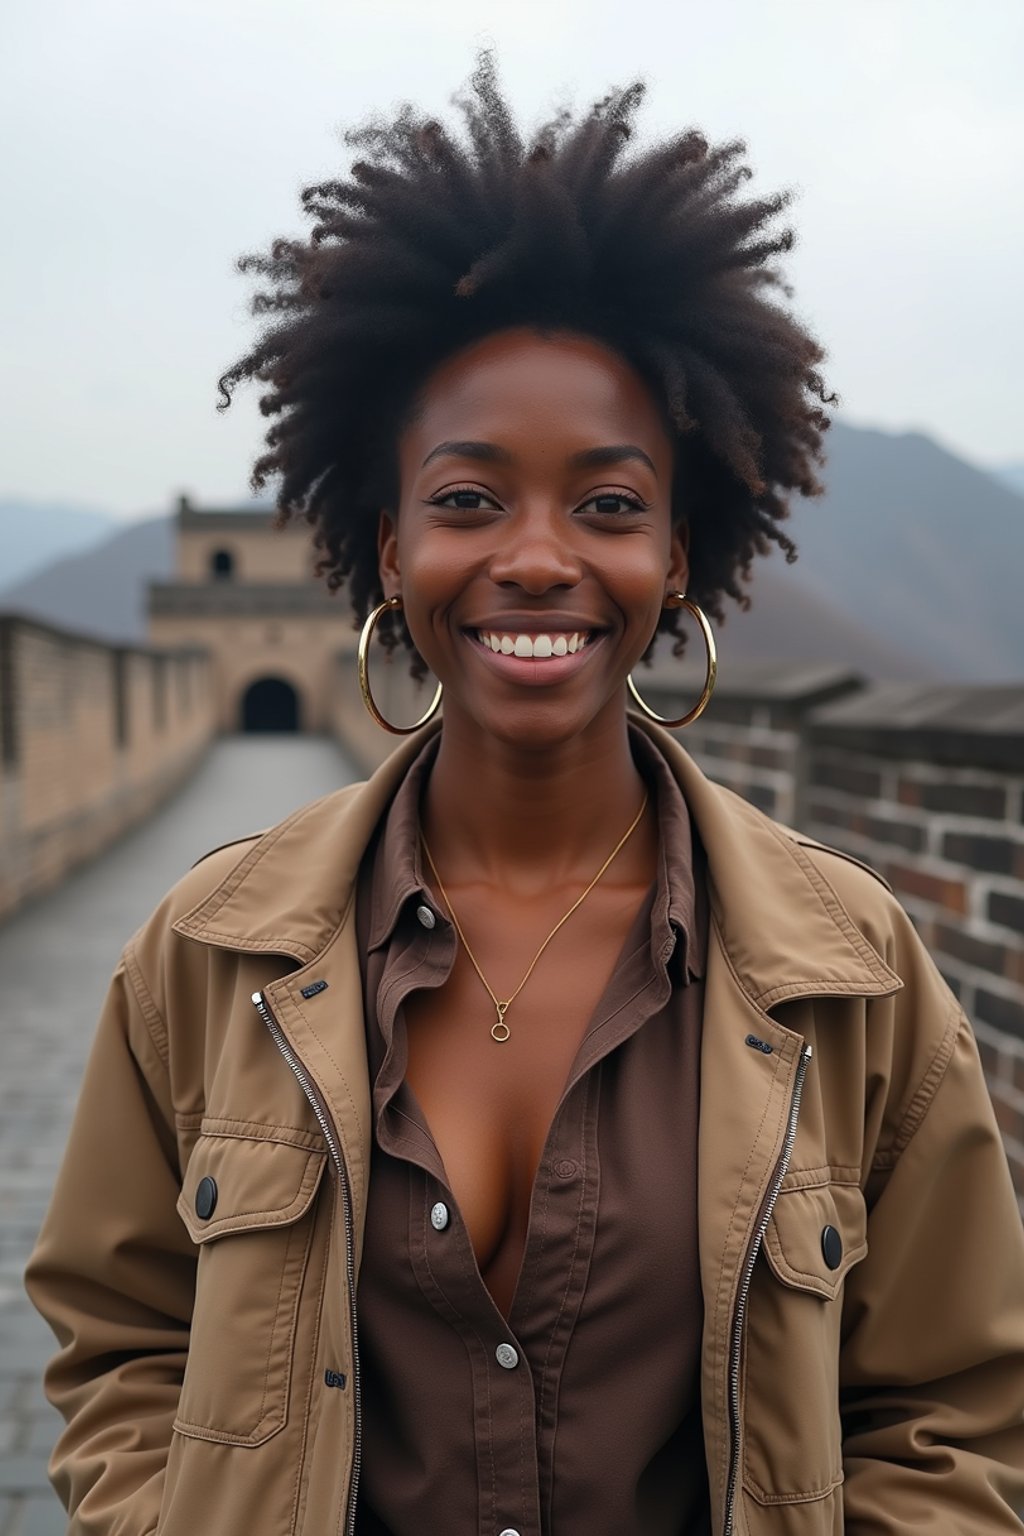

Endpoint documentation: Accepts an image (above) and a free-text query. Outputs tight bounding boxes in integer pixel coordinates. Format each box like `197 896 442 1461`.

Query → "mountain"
993 463 1024 498
781 421 1024 681
0 514 174 643
0 499 116 588
710 558 928 680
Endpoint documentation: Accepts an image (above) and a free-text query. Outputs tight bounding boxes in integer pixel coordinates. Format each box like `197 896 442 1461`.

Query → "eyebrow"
420 440 658 475
569 444 658 475
421 440 511 468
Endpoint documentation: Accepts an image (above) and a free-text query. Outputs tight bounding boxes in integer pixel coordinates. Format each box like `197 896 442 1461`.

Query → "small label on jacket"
744 1033 774 1055
324 1368 347 1389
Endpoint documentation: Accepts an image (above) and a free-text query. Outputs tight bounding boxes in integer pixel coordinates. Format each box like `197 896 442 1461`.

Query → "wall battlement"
0 612 216 919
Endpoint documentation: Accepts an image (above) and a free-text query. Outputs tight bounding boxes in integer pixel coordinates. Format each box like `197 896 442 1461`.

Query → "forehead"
400 327 673 465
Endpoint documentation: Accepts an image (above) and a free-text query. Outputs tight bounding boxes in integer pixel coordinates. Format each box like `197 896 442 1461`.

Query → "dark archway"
211 548 235 579
240 677 300 733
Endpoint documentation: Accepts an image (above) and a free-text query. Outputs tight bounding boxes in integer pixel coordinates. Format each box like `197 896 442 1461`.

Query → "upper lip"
466 617 606 633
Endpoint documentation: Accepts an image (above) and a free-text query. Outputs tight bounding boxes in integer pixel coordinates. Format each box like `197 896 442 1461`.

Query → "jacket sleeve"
23 940 197 1536
839 936 1024 1530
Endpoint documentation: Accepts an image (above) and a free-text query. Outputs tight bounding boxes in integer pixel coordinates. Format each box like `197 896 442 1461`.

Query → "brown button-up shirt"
354 727 711 1536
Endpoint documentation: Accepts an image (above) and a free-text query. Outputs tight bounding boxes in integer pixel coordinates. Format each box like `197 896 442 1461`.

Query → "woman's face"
379 326 687 752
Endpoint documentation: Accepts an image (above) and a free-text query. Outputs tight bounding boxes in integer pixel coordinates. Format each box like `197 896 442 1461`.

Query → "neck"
421 704 648 891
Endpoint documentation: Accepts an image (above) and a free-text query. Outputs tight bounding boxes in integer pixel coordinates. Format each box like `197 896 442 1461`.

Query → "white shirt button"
495 1343 519 1370
416 904 436 930
430 1201 449 1231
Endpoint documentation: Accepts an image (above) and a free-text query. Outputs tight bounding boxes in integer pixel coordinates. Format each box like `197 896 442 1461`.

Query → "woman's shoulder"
708 779 936 999
131 779 373 952
770 817 896 900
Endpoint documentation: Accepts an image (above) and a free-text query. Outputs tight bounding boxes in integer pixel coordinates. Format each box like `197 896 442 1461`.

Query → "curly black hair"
218 53 835 668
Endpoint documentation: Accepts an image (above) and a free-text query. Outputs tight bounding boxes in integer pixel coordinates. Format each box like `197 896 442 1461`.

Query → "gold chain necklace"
419 790 649 1043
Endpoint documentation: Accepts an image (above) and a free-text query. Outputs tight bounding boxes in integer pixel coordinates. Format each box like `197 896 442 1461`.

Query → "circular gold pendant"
491 1020 511 1043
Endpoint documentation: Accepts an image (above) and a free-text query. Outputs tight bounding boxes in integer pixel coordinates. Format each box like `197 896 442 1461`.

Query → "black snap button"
195 1176 218 1221
821 1224 843 1270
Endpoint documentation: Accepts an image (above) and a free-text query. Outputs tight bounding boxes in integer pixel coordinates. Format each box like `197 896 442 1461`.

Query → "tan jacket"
25 719 1024 1535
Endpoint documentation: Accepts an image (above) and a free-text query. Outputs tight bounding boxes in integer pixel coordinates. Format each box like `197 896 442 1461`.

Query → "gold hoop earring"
357 596 443 735
627 594 717 728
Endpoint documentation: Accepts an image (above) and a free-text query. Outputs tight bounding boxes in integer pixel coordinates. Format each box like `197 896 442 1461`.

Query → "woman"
26 56 1024 1536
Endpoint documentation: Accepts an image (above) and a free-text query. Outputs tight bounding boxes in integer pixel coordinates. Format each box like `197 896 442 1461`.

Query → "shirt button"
416 904 436 930
495 1343 519 1370
430 1201 449 1231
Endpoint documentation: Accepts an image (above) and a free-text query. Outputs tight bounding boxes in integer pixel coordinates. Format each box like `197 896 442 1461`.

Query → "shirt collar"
365 733 441 951
630 726 704 983
364 724 703 981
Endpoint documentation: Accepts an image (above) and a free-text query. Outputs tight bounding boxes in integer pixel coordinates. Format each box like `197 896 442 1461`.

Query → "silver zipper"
722 1042 812 1536
252 990 363 1536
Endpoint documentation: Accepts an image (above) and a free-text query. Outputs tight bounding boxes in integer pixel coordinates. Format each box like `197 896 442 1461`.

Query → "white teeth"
477 630 591 658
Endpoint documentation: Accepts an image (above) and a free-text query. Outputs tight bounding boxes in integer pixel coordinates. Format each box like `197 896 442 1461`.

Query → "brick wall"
331 658 1024 1204
0 613 216 920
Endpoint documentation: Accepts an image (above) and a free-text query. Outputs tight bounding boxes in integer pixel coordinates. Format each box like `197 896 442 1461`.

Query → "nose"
486 504 583 596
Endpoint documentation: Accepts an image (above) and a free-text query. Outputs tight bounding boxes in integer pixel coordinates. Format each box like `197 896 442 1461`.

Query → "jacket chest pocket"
174 1131 327 1446
742 1179 867 1510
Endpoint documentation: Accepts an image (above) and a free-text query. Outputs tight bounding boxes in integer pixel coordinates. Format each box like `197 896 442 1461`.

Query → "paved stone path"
0 738 358 1535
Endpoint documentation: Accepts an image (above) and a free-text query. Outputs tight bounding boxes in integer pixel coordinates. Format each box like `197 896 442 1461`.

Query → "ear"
377 510 401 599
667 519 690 597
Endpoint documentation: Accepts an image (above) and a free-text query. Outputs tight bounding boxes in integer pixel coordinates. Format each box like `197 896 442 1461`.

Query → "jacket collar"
171 716 901 1009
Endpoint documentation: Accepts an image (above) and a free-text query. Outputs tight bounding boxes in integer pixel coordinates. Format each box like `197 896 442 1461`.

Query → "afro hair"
218 52 836 668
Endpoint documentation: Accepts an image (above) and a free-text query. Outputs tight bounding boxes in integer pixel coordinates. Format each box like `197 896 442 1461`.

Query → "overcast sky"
3 0 1021 522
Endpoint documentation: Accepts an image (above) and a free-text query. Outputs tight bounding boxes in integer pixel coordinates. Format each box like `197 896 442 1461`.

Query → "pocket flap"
763 1181 867 1300
177 1132 327 1245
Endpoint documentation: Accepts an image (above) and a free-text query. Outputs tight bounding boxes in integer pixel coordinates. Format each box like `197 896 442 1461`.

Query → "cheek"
603 535 673 612
390 527 468 655
396 528 464 601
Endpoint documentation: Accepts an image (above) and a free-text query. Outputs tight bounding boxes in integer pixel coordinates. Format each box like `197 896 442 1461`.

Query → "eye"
426 485 500 512
578 490 650 516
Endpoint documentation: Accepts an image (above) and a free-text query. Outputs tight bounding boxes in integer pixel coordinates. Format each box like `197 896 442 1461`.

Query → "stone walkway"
0 738 358 1535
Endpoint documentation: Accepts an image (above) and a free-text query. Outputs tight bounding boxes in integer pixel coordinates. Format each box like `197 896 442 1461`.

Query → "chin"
459 691 626 754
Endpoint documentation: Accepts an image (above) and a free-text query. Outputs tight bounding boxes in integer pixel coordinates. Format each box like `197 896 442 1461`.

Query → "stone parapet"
0 612 216 920
633 659 863 826
149 580 345 615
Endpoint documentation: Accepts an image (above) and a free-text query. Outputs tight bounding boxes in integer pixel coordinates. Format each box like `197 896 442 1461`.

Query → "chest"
399 883 656 1309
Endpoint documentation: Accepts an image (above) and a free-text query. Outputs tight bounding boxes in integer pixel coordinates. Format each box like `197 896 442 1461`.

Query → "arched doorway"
240 677 300 733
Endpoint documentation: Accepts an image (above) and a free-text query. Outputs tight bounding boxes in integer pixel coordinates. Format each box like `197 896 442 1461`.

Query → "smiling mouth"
474 629 594 659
